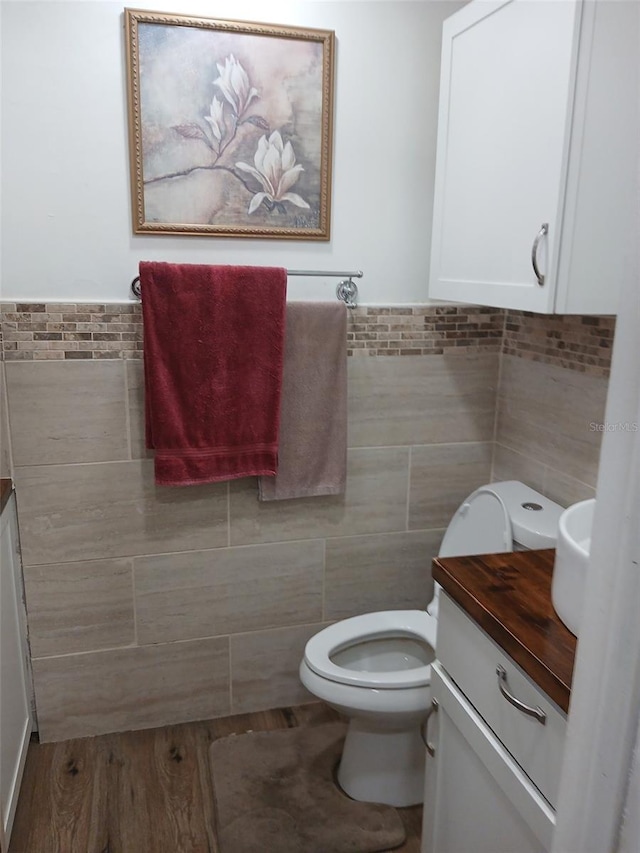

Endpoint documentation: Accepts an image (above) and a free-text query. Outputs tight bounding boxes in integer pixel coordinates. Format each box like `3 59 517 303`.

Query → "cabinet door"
1 495 33 847
422 664 555 853
429 0 580 311
554 0 639 314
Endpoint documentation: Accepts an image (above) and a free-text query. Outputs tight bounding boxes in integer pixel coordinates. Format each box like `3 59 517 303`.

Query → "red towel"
141 262 287 486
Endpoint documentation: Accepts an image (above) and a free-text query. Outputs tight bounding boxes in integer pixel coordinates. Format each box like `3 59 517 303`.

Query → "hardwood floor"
9 703 423 853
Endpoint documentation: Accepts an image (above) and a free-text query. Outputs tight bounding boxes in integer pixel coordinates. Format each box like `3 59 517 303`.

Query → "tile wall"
0 303 614 741
0 363 11 478
0 319 10 477
492 312 613 505
1 304 501 741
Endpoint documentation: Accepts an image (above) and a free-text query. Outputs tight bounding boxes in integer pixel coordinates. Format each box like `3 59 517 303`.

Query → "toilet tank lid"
489 481 564 549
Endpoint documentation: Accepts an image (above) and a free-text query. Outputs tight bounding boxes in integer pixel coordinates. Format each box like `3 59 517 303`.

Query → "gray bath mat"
210 721 406 853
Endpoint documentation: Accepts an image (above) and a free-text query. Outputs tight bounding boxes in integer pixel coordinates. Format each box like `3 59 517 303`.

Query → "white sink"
552 498 595 637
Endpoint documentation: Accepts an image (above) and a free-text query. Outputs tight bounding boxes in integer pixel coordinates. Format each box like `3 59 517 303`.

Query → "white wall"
0 0 460 304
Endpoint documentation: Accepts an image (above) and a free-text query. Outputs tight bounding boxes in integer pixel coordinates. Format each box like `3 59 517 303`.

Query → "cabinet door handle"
421 698 439 755
496 665 546 725
531 222 548 286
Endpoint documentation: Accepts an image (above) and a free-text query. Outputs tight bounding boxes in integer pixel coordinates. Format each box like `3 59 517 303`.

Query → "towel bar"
131 269 363 308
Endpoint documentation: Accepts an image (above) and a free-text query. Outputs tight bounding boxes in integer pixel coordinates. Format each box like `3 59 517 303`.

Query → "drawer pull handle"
421 698 439 756
531 222 548 286
496 665 546 725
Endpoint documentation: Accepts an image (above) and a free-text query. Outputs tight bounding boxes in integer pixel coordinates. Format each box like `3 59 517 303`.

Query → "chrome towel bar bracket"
336 278 358 308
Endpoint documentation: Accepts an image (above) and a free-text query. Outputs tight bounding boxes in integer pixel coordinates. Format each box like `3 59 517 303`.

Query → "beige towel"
258 302 347 501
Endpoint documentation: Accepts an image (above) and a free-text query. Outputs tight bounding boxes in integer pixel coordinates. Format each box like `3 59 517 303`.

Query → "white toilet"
299 481 563 807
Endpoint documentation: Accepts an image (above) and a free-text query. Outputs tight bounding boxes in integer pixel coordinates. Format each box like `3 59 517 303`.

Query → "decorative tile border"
0 303 143 360
347 305 504 356
503 310 615 377
0 302 615 374
0 302 505 361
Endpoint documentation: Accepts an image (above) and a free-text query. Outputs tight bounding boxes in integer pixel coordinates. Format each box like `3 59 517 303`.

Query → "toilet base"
337 718 426 807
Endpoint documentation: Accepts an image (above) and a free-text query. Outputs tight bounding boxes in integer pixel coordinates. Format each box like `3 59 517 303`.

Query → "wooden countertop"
0 478 13 515
432 549 577 713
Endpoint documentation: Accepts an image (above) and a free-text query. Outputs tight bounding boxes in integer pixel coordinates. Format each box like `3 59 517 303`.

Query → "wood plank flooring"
9 703 423 853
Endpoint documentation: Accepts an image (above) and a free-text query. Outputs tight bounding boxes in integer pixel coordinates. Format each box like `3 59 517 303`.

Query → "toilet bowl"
300 481 563 807
300 610 436 806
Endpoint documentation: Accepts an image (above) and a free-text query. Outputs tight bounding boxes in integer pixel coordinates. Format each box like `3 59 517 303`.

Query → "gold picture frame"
125 9 335 240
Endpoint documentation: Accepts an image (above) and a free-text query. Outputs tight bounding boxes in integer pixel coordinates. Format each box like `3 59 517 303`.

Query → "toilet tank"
439 481 563 558
490 481 563 550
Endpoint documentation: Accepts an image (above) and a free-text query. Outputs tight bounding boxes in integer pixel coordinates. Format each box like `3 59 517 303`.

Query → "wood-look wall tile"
230 623 325 715
496 356 606 485
324 530 442 620
408 442 493 530
125 359 152 460
32 637 230 742
14 460 228 565
491 443 546 495
135 540 324 644
24 558 134 657
5 361 128 465
347 354 499 447
496 410 601 488
0 363 12 477
543 470 596 508
229 447 410 546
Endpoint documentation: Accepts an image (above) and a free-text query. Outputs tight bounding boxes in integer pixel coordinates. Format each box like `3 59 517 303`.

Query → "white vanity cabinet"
421 593 567 853
428 0 638 314
0 489 33 849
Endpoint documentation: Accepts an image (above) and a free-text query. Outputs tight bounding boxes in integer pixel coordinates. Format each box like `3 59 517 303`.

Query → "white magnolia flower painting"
125 11 335 239
236 131 310 214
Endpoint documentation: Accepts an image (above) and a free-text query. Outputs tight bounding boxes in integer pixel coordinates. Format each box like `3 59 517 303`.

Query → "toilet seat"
304 610 436 689
438 486 512 557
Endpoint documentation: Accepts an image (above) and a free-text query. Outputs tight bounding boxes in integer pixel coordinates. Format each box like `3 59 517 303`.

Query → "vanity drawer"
436 592 567 809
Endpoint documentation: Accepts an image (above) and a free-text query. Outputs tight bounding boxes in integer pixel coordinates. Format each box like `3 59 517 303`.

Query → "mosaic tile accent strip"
0 302 615 374
503 310 615 377
1 302 505 360
0 303 143 360
347 305 504 356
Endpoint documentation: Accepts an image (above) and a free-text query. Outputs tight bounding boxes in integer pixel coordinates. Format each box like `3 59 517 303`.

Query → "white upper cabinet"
429 0 639 314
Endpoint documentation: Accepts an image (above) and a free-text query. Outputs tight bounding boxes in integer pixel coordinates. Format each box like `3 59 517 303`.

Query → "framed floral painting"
124 10 335 239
